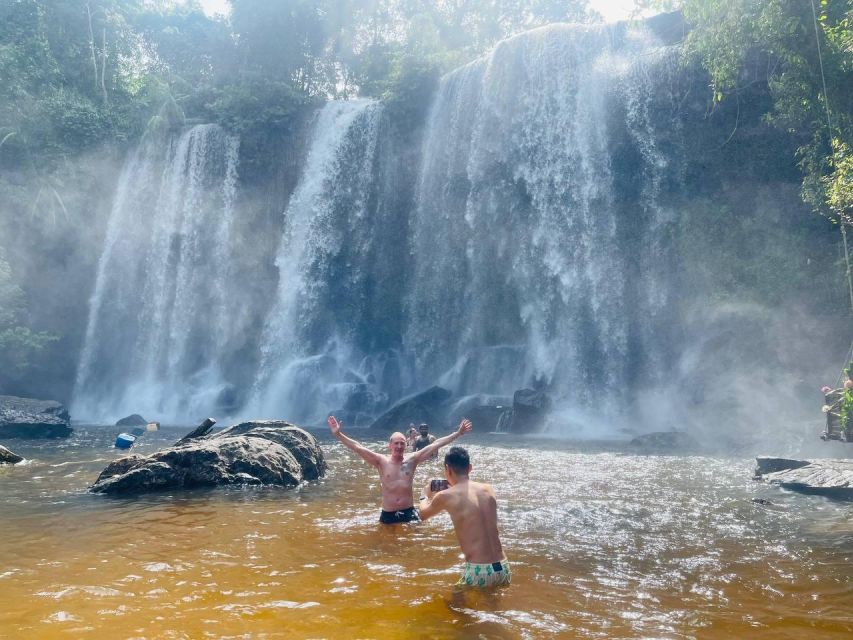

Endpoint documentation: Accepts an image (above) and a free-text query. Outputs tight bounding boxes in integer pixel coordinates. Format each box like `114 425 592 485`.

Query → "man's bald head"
388 431 407 460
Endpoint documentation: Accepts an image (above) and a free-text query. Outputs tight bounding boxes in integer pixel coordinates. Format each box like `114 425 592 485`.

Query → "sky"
197 0 651 25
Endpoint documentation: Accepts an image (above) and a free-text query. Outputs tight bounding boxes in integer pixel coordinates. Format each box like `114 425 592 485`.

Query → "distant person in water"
327 415 472 524
413 423 437 453
406 425 418 450
419 446 511 588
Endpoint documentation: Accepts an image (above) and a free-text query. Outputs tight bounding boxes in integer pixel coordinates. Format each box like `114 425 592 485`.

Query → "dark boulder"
90 421 326 495
754 457 811 476
343 383 387 415
508 388 552 433
116 414 148 427
467 404 510 432
326 409 374 428
628 430 699 452
215 421 328 480
369 386 453 432
448 394 513 432
174 417 216 445
0 444 24 464
0 395 72 439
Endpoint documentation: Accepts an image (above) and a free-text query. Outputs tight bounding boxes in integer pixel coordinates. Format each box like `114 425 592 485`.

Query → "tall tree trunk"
100 27 108 104
85 3 99 93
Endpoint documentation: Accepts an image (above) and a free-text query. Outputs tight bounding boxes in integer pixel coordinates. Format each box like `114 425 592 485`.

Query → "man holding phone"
326 415 472 524
419 446 511 588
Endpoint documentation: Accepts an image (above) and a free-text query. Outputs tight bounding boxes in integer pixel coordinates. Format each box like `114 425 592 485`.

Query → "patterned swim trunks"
456 559 512 588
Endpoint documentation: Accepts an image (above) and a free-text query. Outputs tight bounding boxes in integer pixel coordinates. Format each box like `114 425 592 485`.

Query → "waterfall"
407 24 680 431
74 22 686 431
73 124 240 422
249 100 385 423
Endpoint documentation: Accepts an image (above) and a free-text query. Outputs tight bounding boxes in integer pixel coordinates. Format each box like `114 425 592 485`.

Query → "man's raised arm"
411 418 472 464
327 415 383 467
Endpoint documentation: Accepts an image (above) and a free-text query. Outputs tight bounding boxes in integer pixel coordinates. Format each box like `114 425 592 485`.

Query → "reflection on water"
1 426 852 638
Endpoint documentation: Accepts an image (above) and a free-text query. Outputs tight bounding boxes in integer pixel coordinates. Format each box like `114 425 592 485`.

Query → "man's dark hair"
444 446 470 474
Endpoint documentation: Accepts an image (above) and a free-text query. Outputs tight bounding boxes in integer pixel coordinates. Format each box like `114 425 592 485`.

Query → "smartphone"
430 478 449 492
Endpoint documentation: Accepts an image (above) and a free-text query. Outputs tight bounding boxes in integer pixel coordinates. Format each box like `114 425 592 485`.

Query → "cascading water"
73 124 240 422
248 100 388 423
74 22 687 431
406 24 680 432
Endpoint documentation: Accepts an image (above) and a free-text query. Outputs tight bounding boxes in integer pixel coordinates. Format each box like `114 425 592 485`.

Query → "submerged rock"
369 386 453 432
447 395 513 432
628 430 699 452
754 457 853 499
116 414 148 427
754 457 811 475
0 395 72 439
90 421 326 495
0 444 24 464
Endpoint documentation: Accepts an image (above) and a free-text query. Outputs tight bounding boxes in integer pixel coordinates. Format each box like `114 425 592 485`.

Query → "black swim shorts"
379 507 420 524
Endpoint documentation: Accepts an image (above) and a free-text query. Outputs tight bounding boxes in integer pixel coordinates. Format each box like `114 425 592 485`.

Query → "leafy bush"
0 250 56 387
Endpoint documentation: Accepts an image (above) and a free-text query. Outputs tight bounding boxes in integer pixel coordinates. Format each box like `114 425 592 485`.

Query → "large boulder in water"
0 395 72 439
0 444 24 464
369 386 453 432
90 421 326 495
508 388 552 433
116 414 148 427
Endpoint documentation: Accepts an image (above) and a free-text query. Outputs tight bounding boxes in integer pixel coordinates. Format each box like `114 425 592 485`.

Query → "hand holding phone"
430 478 449 492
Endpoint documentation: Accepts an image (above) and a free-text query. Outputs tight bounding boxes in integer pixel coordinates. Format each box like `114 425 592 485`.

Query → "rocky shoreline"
0 395 72 439
754 457 853 499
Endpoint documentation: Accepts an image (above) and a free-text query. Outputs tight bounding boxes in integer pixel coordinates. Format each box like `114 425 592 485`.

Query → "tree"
0 249 56 390
676 0 853 225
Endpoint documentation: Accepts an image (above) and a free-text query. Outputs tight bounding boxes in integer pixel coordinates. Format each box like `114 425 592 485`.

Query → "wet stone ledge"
754 457 853 499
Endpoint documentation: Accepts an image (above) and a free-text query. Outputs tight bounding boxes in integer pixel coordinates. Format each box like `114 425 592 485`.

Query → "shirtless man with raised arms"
419 446 511 588
327 415 472 524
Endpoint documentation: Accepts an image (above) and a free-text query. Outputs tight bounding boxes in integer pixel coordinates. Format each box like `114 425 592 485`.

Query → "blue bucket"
115 433 136 449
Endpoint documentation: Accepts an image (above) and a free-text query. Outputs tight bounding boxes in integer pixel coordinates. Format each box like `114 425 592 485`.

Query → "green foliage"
825 138 853 223
0 250 56 384
204 80 310 134
677 0 853 226
839 387 853 437
374 54 441 123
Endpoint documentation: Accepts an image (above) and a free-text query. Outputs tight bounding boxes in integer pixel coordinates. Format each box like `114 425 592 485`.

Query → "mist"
1 1 849 453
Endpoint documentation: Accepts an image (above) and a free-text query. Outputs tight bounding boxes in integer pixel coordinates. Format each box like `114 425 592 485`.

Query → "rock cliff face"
90 421 326 495
0 395 72 438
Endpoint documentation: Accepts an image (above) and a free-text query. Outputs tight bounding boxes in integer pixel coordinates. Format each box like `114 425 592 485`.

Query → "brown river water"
1 426 851 639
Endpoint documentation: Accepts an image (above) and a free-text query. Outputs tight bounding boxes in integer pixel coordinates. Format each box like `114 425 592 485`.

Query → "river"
1 426 851 638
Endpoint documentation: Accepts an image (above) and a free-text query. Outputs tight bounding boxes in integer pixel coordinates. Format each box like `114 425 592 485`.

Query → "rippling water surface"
1 426 852 638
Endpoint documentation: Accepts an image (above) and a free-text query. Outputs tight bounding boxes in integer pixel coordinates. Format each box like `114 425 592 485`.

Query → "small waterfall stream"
249 100 384 423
